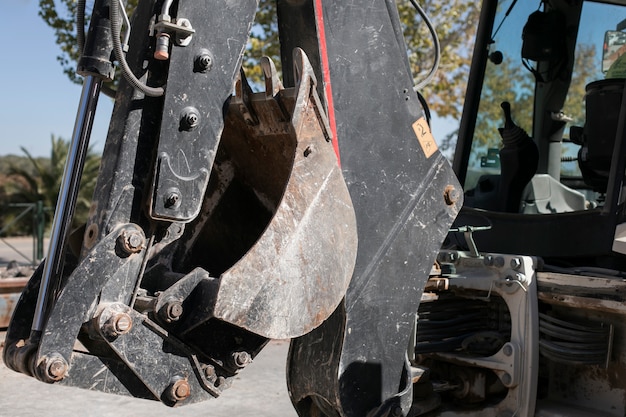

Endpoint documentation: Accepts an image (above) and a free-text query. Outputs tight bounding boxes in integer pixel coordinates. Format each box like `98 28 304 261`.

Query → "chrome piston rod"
31 75 102 333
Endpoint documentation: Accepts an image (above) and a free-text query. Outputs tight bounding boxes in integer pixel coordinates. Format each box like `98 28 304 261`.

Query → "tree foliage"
4 135 101 231
39 0 83 84
563 43 602 126
398 1 480 119
40 0 479 118
465 42 602 178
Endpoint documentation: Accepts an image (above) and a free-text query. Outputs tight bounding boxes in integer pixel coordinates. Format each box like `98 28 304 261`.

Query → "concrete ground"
0 238 299 416
0 336 298 417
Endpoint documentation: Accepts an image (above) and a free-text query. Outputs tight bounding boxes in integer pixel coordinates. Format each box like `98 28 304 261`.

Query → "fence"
0 201 46 266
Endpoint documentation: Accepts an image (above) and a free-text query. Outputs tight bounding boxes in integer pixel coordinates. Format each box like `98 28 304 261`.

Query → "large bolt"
443 185 460 206
44 356 68 382
159 299 184 323
214 376 226 388
164 192 180 209
165 379 191 402
103 312 133 338
180 107 200 131
117 229 145 255
232 351 252 368
445 251 458 263
194 51 213 73
167 301 184 321
204 364 216 380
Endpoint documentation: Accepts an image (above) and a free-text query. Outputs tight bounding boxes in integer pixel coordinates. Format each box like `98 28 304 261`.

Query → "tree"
39 0 83 84
397 1 480 119
563 43 602 127
40 0 479 118
5 135 101 230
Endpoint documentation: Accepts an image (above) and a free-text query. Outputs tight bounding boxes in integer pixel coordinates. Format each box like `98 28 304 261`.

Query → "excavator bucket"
3 47 357 405
167 49 357 339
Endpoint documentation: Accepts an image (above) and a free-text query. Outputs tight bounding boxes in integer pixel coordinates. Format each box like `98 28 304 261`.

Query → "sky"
1 0 459 159
1 0 114 157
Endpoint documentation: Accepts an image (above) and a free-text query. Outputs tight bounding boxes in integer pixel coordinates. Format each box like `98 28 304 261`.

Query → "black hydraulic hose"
410 0 441 91
77 0 86 53
110 0 165 97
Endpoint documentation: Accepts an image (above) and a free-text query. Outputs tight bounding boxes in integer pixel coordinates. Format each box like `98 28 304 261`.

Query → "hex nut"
444 185 460 206
159 300 184 323
232 351 252 368
166 379 191 402
164 191 181 209
510 258 522 270
44 356 68 382
180 107 200 131
117 229 145 255
194 51 214 73
103 312 133 337
204 364 216 380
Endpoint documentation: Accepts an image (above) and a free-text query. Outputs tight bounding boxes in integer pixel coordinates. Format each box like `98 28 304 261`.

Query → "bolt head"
103 312 133 337
117 229 145 255
180 107 200 131
510 258 522 270
195 52 213 72
232 351 252 368
444 185 460 206
161 300 184 322
166 379 191 402
165 192 181 208
45 357 68 381
204 365 216 379
113 313 133 334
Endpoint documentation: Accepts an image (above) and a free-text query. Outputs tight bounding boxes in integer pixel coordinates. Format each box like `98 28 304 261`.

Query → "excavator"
4 0 626 416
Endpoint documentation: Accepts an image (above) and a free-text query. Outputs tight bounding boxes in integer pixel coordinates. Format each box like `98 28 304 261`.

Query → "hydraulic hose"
110 0 165 97
410 0 441 91
77 0 86 54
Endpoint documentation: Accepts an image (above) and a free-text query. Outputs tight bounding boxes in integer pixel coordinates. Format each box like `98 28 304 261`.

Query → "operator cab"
451 0 626 270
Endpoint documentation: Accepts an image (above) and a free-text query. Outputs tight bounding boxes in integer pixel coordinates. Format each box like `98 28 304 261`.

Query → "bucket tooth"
261 56 284 97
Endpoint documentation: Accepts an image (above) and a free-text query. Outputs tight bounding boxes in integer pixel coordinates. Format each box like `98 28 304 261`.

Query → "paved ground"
0 335 298 417
0 237 298 416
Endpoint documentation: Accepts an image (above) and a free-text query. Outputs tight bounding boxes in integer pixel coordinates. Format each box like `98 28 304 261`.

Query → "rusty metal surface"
205 50 357 339
0 277 29 292
284 1 463 415
0 278 28 328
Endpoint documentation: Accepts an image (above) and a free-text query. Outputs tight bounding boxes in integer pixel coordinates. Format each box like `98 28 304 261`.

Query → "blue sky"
2 0 458 159
2 1 113 157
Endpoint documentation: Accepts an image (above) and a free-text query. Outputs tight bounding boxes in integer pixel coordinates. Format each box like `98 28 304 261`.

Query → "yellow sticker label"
412 117 438 159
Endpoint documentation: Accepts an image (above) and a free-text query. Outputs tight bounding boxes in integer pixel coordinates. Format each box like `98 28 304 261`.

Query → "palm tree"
6 135 101 231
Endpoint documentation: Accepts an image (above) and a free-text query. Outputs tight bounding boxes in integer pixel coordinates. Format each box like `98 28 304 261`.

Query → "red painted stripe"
313 0 340 165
